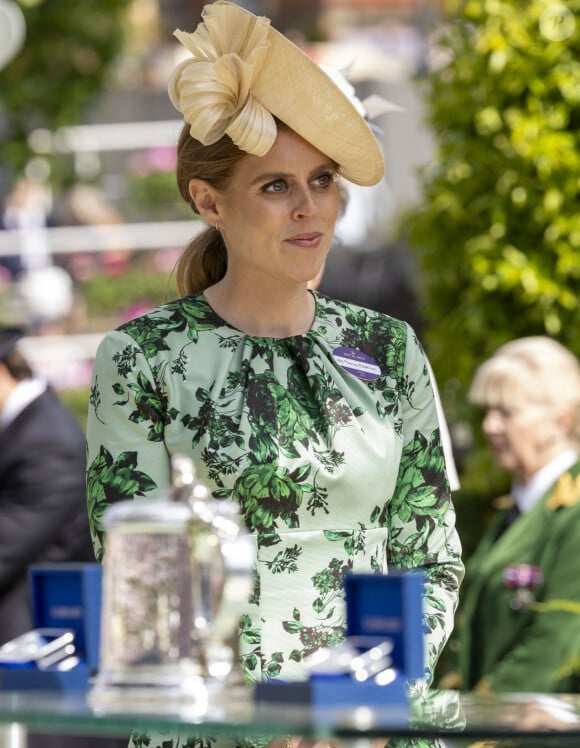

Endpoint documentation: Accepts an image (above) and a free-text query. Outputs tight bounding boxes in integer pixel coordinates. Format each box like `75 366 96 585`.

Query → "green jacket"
459 459 580 693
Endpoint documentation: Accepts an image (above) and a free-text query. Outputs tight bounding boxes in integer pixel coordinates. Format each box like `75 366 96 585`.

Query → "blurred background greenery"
0 0 132 178
408 0 580 557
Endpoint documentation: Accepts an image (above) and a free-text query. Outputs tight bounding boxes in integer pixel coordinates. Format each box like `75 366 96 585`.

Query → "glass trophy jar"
90 455 255 716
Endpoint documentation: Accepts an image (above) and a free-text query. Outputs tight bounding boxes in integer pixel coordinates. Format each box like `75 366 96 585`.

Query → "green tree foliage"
408 0 580 502
0 0 132 175
410 0 580 387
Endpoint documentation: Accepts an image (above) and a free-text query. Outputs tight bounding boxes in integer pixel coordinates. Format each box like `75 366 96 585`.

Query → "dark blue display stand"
0 563 102 691
345 570 425 680
255 570 425 715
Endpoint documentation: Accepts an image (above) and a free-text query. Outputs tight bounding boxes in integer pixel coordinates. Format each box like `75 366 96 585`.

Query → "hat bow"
168 1 277 156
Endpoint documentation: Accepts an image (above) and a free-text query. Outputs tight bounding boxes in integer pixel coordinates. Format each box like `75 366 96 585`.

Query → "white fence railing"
19 333 104 391
0 220 203 256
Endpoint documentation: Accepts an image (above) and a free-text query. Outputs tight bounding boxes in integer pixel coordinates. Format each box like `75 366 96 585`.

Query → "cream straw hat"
168 0 384 186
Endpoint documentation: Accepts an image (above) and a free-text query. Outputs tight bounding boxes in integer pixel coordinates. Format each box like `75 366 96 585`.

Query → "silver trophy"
90 454 255 716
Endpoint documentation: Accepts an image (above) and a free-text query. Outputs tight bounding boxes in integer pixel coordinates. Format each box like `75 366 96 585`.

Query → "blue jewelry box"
0 563 102 691
255 571 425 715
344 570 425 680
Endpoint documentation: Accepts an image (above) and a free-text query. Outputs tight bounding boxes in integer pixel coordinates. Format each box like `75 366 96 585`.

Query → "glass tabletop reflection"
0 688 579 744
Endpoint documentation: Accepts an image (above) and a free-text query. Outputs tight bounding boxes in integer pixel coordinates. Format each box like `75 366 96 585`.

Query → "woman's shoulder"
119 292 208 325
96 293 218 356
314 291 411 334
113 292 219 336
545 460 580 513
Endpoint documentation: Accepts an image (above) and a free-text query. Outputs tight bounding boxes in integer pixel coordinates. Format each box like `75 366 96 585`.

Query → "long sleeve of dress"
386 329 464 683
86 329 173 561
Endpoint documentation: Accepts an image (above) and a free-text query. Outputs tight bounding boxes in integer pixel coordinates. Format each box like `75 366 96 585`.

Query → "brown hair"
174 123 247 296
1 348 33 381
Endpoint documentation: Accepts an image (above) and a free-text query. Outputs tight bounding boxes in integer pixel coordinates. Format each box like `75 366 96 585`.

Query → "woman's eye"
262 179 288 194
314 171 338 188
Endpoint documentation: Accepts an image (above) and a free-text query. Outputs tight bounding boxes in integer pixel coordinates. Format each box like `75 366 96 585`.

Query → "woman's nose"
482 408 503 434
291 186 316 218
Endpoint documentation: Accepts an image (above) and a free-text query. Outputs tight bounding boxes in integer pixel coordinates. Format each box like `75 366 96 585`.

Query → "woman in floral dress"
86 2 464 745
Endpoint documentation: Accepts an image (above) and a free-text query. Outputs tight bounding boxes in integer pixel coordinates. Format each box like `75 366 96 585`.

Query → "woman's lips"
286 232 323 247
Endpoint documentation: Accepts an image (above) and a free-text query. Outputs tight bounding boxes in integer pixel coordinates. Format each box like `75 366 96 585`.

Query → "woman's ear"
188 179 219 224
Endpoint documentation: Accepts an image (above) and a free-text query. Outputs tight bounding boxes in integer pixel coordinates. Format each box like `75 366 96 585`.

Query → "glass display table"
0 688 579 747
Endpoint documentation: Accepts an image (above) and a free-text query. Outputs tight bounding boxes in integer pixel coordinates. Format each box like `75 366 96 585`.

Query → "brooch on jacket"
547 473 580 510
504 564 544 611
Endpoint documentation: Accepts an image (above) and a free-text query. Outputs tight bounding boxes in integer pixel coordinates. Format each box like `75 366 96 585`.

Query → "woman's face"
213 127 341 288
481 398 567 483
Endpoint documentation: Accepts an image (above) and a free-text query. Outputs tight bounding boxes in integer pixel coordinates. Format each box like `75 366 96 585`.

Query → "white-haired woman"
459 335 580 694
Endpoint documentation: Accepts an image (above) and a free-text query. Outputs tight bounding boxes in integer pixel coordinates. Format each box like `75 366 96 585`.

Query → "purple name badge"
332 346 381 381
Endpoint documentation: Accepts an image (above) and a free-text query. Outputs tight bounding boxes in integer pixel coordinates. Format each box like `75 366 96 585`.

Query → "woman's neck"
204 281 316 338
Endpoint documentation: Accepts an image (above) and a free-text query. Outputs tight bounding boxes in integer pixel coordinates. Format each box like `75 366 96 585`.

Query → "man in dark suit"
0 326 94 645
0 328 130 747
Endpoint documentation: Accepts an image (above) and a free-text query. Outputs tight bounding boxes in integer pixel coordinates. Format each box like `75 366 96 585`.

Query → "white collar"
512 449 579 514
0 378 47 429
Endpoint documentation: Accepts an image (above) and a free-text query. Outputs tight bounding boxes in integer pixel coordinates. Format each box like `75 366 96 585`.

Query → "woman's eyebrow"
249 171 291 186
250 162 336 187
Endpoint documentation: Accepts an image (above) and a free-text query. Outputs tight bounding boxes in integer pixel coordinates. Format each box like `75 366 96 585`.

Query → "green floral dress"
86 291 463 746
